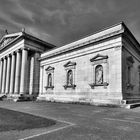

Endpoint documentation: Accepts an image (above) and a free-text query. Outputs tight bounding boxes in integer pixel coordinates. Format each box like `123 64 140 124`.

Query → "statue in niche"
95 65 103 84
67 70 73 86
48 73 52 87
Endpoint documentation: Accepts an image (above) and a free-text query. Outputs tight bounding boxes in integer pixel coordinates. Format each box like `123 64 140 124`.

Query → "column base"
5 92 10 96
14 92 20 95
0 93 7 100
19 92 27 95
13 93 35 102
9 92 14 95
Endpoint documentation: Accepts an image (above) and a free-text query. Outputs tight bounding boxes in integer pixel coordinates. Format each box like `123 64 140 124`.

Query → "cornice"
23 32 56 49
0 32 56 53
40 29 123 61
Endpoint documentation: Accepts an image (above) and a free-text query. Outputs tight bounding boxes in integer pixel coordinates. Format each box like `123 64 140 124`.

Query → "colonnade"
0 48 28 95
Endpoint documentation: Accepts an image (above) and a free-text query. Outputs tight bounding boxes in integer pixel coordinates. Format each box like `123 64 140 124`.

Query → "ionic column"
0 59 3 93
9 52 16 94
20 48 28 94
14 50 21 94
1 57 7 94
5 54 11 94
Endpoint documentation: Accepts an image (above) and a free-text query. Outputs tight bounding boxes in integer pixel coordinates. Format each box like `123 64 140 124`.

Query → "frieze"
40 29 123 60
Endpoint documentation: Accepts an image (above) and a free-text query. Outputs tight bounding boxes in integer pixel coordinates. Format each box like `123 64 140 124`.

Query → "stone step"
122 103 140 109
1 94 36 102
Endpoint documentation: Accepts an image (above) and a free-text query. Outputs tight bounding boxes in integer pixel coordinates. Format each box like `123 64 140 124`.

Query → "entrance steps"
1 94 36 102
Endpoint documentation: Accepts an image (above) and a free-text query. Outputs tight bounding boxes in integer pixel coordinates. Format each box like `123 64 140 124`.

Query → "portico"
0 48 28 95
0 31 55 99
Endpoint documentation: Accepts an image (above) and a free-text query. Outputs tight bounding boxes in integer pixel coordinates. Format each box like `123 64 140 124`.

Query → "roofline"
74 21 125 42
0 31 56 52
40 21 140 61
0 32 22 44
0 35 22 52
40 21 125 60
22 32 56 49
41 21 125 55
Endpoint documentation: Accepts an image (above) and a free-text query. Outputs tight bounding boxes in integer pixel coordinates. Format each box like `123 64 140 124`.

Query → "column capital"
4 54 11 59
7 54 12 57
0 58 4 61
15 49 22 53
3 56 7 59
41 65 44 68
11 51 16 55
21 47 30 51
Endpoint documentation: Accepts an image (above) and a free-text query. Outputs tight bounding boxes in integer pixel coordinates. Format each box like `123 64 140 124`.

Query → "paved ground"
0 101 140 140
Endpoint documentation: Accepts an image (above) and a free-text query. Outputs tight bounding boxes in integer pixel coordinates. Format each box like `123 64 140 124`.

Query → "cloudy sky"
0 0 140 46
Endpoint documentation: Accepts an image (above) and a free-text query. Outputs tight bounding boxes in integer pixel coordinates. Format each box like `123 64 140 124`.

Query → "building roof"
0 31 56 52
40 22 140 60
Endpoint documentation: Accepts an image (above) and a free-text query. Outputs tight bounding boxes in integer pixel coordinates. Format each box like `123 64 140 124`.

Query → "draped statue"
67 70 73 85
95 65 103 84
48 73 52 87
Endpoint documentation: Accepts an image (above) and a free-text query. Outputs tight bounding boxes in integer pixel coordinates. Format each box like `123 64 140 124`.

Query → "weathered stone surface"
0 31 54 98
38 22 140 106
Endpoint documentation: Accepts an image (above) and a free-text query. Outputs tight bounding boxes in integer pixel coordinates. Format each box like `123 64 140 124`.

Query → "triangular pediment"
45 66 55 71
0 32 22 49
90 54 108 62
64 61 76 67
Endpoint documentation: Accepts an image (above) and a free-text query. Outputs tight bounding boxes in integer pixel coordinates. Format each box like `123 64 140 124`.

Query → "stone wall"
122 38 140 102
39 36 123 105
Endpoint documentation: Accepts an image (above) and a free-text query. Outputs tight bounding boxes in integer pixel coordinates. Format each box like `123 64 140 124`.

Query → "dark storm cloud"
0 0 140 46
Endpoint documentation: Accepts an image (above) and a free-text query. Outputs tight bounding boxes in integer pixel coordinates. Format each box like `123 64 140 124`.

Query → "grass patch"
0 108 56 132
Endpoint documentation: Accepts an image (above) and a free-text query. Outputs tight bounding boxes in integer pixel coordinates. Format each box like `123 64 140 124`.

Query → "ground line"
19 123 75 140
104 118 140 124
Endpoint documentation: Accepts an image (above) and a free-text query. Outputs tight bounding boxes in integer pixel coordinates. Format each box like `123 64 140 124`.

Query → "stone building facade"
38 22 140 106
1 22 140 106
0 31 55 99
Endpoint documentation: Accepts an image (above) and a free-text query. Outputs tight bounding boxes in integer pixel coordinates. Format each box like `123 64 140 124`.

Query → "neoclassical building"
0 30 55 100
1 22 140 107
38 22 140 107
